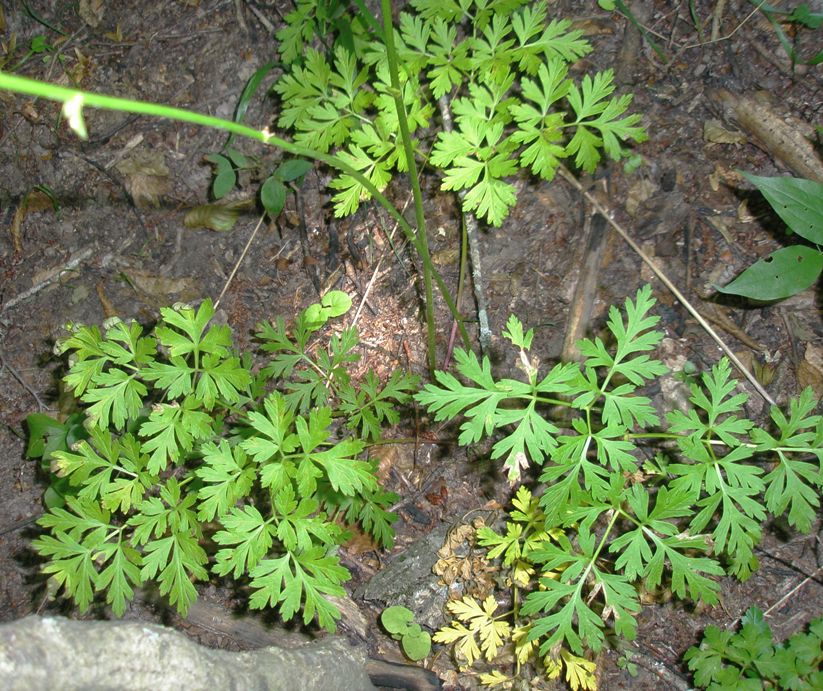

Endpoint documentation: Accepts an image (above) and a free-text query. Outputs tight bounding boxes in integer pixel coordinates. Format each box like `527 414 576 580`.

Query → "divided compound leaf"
212 503 274 578
434 595 512 667
269 0 645 226
421 284 822 680
248 547 349 633
565 69 647 172
685 607 823 690
195 440 256 521
752 387 823 532
30 293 407 633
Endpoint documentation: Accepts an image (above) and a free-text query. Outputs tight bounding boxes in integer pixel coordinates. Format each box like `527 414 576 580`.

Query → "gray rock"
357 525 450 631
0 615 375 691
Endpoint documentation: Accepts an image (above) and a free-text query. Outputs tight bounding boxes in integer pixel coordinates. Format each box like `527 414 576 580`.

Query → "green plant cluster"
685 606 823 690
26 292 417 631
381 605 433 661
417 285 823 659
433 487 598 689
271 0 646 225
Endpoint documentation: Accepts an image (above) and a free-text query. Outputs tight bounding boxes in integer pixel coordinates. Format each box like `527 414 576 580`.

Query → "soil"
1 1 821 689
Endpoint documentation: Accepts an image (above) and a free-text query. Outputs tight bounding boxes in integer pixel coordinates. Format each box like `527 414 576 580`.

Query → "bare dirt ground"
0 1 821 689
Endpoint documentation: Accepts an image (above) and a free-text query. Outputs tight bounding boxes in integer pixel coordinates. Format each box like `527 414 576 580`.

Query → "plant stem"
438 96 492 353
0 70 468 367
379 0 437 372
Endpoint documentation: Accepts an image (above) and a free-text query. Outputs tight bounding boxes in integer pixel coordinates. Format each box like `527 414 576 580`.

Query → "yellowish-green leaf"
443 595 511 661
479 670 510 687
433 620 482 667
543 654 563 680
562 649 598 691
512 624 537 665
183 200 252 232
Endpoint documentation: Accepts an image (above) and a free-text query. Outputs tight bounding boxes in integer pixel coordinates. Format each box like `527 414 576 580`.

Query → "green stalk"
0 70 467 365
0 71 407 224
379 0 436 372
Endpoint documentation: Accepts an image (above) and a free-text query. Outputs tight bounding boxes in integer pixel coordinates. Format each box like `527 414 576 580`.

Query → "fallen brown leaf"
116 151 170 208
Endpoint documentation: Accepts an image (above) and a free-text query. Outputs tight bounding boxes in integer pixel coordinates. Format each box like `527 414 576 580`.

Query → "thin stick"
681 0 768 49
558 165 776 406
439 96 492 353
710 0 727 42
351 194 413 328
214 212 266 309
0 349 48 410
0 247 94 314
763 565 823 617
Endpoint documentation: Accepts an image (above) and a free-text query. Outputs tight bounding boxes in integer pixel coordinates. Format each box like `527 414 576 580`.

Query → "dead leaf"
370 442 417 481
703 215 734 243
625 177 658 217
10 188 58 252
126 270 195 299
104 23 124 43
116 151 170 208
78 0 105 27
736 200 756 223
700 301 765 351
708 163 743 192
183 199 253 231
66 47 94 86
95 282 117 317
343 525 378 555
798 343 823 397
703 118 747 145
20 101 41 124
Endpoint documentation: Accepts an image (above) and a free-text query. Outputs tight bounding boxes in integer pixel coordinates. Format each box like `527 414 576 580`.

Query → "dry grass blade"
558 165 776 406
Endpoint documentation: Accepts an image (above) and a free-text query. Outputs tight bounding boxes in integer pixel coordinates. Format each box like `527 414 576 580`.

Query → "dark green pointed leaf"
223 147 249 169
741 173 823 244
715 245 823 300
275 158 313 183
261 177 286 217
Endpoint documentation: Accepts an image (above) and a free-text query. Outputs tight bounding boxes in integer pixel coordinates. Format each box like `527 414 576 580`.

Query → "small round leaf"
276 158 314 183
320 290 352 318
401 630 431 661
381 605 414 635
224 147 249 169
304 303 325 328
212 169 236 200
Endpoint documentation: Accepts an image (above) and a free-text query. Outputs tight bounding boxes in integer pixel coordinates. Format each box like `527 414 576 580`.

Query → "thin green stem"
594 511 621 563
534 395 574 407
379 0 436 372
0 70 467 366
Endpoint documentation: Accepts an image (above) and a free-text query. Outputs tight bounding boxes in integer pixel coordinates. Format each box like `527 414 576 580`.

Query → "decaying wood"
708 88 823 183
562 212 609 362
